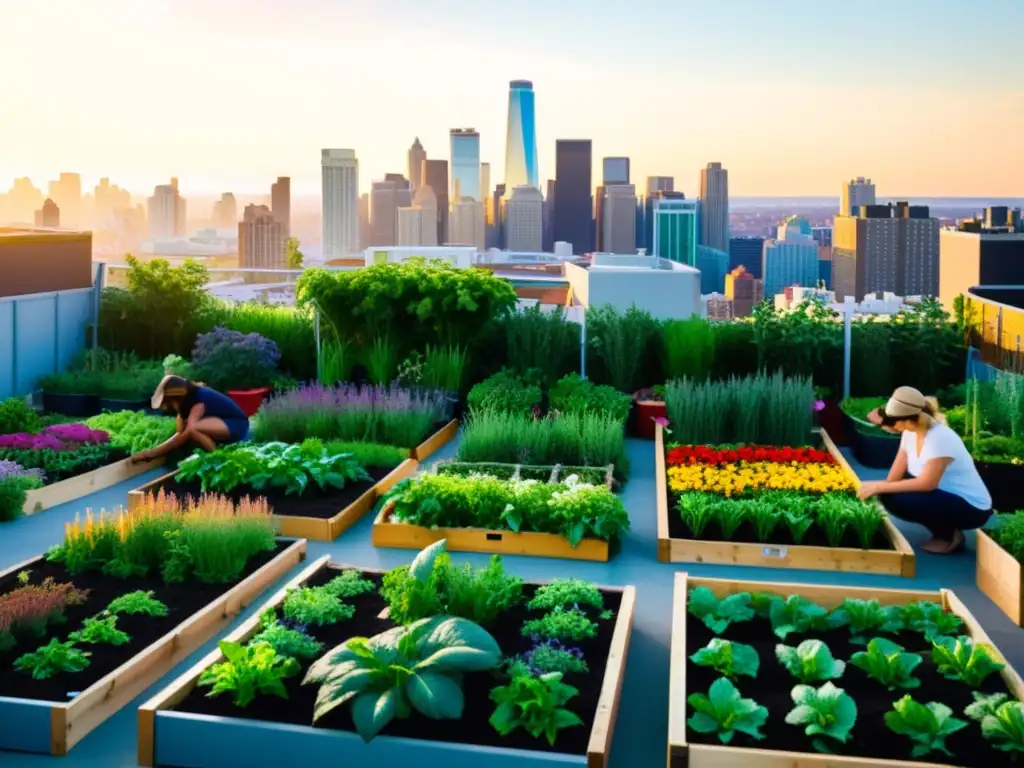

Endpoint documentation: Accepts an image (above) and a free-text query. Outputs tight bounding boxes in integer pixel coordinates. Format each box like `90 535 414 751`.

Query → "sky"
0 0 1022 198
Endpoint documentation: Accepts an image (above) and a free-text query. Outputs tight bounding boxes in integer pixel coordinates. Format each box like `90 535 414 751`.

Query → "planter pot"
841 410 900 469
98 397 149 413
975 460 1024 513
227 387 270 417
41 392 100 418
815 398 847 444
630 399 666 440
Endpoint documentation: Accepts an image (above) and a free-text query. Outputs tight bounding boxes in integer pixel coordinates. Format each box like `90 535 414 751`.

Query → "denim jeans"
880 489 992 541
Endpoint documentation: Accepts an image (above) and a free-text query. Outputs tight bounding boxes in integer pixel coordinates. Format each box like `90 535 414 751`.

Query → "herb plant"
303 616 502 742
687 677 768 744
107 590 168 617
931 635 1004 687
849 638 922 690
14 638 91 679
282 586 355 627
690 638 760 680
68 614 131 646
980 700 1024 754
528 579 604 612
489 670 584 746
884 695 967 758
522 607 597 642
250 611 324 660
197 641 300 708
687 587 754 635
776 640 846 684
785 682 857 751
322 570 376 599
513 639 589 675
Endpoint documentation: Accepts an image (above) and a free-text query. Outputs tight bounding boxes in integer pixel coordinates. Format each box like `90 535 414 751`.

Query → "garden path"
1 436 1021 767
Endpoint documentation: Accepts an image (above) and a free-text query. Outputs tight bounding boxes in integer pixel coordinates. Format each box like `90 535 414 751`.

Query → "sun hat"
151 375 190 409
884 386 928 419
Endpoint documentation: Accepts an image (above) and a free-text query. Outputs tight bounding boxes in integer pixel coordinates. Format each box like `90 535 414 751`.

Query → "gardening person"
130 375 250 463
857 386 991 555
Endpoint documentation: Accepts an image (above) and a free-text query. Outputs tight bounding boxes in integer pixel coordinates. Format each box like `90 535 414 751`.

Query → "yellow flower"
667 461 854 495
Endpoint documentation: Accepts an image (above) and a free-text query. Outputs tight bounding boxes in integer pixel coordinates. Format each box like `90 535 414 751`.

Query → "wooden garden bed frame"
21 456 167 516
0 539 307 756
410 419 459 462
127 459 418 542
138 556 635 768
667 571 1024 768
977 528 1023 626
655 424 916 576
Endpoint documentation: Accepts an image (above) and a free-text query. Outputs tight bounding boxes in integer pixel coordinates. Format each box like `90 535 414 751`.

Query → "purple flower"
43 424 109 445
0 459 45 483
653 416 670 427
813 400 826 412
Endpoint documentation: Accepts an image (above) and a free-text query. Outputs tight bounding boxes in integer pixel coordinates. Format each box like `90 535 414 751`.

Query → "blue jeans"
880 489 991 541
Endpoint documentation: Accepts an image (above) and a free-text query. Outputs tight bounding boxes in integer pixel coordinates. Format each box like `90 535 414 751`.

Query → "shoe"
922 530 965 554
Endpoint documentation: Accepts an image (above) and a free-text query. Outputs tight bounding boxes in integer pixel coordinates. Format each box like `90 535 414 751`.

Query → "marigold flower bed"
666 461 855 496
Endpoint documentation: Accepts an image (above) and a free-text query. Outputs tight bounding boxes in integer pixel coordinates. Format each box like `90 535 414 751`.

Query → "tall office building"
729 236 765 278
357 193 370 251
652 194 699 266
147 182 186 239
449 199 485 250
699 162 729 251
762 216 820 297
833 202 940 300
480 162 492 224
725 266 764 317
450 128 481 202
939 228 1024 309
594 156 631 251
321 148 359 257
408 138 426 191
603 157 630 185
602 184 637 254
493 183 508 249
423 159 449 244
397 186 439 247
370 175 412 246
553 140 593 255
211 193 237 229
503 80 539 193
542 179 555 252
812 227 833 247
34 199 60 227
238 204 285 269
504 185 543 251
271 176 290 236
696 245 730 294
840 177 876 217
646 176 674 196
48 173 81 229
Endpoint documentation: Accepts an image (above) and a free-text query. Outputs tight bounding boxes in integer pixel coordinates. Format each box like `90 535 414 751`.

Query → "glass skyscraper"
449 128 481 202
503 81 538 192
651 194 698 266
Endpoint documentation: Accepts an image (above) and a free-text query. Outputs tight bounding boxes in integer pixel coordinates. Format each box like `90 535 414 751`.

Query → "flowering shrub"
667 461 854 496
666 445 835 467
192 327 281 391
0 460 45 483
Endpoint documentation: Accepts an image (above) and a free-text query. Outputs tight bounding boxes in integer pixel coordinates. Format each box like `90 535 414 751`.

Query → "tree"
285 237 304 269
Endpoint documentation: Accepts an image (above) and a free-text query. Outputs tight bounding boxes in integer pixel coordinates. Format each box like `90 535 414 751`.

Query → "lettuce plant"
776 640 845 684
677 493 715 537
768 595 828 640
884 695 967 758
980 700 1024 754
198 640 300 707
690 638 760 680
489 670 583 746
785 681 857 751
688 587 754 635
849 638 922 690
747 499 782 542
13 638 91 679
304 616 501 742
830 599 903 644
931 635 1004 687
687 677 768 744
814 496 852 547
965 691 1010 722
900 601 962 642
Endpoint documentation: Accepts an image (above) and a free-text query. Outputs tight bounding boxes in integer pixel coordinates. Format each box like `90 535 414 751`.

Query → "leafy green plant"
900 601 963 642
522 607 597 642
321 441 408 470
814 495 852 547
687 677 768 744
14 638 91 679
548 374 631 422
421 345 468 393
68 613 131 646
0 397 41 434
768 595 828 640
585 303 660 394
884 695 968 758
748 498 783 543
250 611 324 660
282 586 355 627
467 371 542 415
776 640 846 684
500 303 580 385
489 670 583 746
690 638 760 680
528 579 604 612
107 590 168 617
85 411 176 454
979 699 1024 754
687 587 754 635
849 638 922 690
198 640 300 707
677 493 716 537
662 316 715 381
965 691 1010 722
831 599 903 644
303 615 502 741
513 639 589 675
785 682 857 751
931 635 1004 687
322 570 376 599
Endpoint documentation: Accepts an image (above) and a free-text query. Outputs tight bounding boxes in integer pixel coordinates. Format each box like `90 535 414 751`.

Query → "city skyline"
1 0 1021 197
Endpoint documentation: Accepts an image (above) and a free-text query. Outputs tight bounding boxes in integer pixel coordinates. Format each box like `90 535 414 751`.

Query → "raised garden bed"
138 552 635 768
433 460 615 489
656 424 915 576
667 572 1024 768
23 455 165 517
410 419 459 462
0 539 306 755
977 528 1023 626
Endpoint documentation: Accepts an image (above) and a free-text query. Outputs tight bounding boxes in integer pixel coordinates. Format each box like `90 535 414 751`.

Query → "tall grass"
422 345 468 392
993 369 1024 441
585 304 661 393
318 340 351 385
220 303 316 381
366 335 400 385
502 304 580 384
661 316 715 381
664 370 814 446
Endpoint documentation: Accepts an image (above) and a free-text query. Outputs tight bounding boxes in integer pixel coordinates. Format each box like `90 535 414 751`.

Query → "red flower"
665 444 834 467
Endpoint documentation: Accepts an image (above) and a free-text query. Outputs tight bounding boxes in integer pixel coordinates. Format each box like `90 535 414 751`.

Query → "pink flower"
653 416 671 432
813 400 826 412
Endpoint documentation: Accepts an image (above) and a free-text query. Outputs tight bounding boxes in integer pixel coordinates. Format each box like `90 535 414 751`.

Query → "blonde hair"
881 387 946 427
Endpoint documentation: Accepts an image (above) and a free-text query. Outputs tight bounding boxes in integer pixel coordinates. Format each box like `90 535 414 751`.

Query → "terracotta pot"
227 387 271 417
630 400 666 440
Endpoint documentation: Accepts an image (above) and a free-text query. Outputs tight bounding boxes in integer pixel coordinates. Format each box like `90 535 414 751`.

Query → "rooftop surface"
2 434 1021 767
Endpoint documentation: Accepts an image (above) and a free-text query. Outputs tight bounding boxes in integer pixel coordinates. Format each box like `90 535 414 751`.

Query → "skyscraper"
397 186 439 247
423 159 449 244
699 162 729 251
602 157 630 185
504 185 543 252
553 140 593 255
729 236 765 278
594 156 630 250
34 199 60 228
840 177 876 217
408 138 426 191
238 204 285 269
652 194 698 266
503 80 539 193
480 162 492 224
762 216 820 298
271 176 290 236
646 176 674 196
48 173 81 229
602 184 637 254
542 179 555 252
147 182 186 239
321 148 359 258
370 175 412 246
449 199 485 250
211 193 237 229
450 128 481 202
725 266 764 317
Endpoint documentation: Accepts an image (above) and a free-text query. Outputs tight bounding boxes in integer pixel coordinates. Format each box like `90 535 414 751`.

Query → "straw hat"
884 386 927 419
151 375 190 409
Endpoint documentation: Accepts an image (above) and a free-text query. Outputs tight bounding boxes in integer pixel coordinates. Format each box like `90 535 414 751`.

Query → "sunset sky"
1 0 1021 197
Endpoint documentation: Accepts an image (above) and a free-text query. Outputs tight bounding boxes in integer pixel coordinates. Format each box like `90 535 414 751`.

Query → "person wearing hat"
859 386 992 554
129 375 251 464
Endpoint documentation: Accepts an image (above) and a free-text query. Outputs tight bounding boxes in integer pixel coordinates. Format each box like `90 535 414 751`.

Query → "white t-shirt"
900 424 992 510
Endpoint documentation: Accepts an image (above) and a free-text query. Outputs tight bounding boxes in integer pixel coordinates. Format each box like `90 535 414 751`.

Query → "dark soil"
173 564 623 756
0 542 290 702
667 489 894 550
156 466 392 520
685 614 1015 767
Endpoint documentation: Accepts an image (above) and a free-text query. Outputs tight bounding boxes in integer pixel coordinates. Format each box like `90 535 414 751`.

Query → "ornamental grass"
0 578 90 652
667 461 854 496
